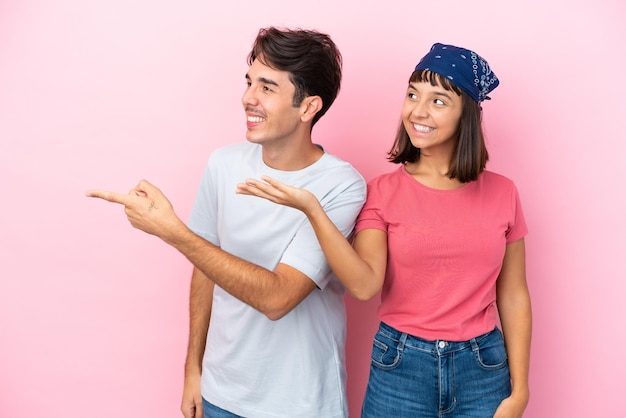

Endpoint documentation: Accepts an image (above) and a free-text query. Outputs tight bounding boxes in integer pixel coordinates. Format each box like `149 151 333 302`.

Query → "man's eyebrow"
259 77 279 87
245 73 280 87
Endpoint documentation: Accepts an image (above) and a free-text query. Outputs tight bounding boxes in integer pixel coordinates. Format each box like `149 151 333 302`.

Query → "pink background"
1 1 625 417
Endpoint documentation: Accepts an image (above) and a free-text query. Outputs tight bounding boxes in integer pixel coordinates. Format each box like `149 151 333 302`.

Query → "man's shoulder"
315 152 364 181
307 154 366 207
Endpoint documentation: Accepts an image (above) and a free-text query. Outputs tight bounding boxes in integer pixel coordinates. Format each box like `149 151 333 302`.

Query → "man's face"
242 58 303 147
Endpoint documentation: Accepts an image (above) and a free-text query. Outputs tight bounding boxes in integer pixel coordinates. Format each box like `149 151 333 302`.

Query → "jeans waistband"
377 322 499 355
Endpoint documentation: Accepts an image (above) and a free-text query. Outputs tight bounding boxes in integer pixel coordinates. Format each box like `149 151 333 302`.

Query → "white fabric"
188 142 366 418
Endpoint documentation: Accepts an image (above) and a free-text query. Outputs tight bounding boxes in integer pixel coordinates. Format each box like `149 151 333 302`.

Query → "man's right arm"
181 267 214 418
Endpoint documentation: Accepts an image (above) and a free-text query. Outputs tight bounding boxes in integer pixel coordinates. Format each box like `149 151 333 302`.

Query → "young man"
87 27 366 418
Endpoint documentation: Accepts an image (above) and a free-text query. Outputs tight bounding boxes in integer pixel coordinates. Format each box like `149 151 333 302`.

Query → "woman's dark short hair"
247 27 342 127
387 70 488 183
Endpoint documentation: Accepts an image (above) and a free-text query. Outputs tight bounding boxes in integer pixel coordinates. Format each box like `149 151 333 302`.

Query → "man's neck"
261 139 324 171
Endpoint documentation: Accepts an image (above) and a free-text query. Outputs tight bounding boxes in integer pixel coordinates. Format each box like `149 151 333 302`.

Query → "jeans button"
438 341 446 349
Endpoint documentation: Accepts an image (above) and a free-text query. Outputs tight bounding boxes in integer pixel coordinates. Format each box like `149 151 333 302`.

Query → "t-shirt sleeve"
505 183 528 244
355 180 388 234
187 155 220 246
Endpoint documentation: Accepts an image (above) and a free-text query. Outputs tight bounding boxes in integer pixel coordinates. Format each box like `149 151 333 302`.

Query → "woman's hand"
236 176 319 214
493 392 529 418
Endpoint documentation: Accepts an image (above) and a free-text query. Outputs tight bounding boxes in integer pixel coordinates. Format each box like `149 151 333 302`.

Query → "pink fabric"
356 166 527 341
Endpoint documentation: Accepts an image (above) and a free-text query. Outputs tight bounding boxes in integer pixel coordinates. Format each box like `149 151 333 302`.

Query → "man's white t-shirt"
188 142 366 418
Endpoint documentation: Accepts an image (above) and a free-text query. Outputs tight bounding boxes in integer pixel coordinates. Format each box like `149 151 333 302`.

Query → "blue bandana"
414 43 499 103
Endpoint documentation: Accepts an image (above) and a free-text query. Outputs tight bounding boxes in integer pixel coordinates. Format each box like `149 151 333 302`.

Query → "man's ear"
300 96 323 123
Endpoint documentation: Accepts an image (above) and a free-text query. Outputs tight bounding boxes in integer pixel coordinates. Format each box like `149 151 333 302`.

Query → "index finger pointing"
85 190 132 205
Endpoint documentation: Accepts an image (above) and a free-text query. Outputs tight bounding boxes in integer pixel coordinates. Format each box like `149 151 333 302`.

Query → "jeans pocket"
473 330 509 370
370 330 402 370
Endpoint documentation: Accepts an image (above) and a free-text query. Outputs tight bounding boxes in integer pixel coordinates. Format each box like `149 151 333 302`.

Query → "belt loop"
470 337 479 353
398 332 408 352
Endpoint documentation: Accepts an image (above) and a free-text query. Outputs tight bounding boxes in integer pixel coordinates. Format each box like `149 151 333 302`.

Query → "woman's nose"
410 100 427 118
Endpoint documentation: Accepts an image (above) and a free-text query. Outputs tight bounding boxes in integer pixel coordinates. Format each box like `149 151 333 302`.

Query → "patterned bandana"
414 43 499 103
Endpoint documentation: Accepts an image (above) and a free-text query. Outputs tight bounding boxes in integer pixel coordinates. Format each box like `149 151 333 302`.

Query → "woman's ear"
300 96 323 123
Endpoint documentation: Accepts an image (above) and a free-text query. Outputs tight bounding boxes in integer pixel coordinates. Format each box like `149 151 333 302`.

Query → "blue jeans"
202 398 242 418
361 322 511 417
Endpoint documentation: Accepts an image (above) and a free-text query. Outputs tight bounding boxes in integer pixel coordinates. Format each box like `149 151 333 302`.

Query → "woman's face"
401 80 463 156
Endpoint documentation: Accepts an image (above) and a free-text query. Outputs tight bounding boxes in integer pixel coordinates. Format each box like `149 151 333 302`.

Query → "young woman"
237 43 531 418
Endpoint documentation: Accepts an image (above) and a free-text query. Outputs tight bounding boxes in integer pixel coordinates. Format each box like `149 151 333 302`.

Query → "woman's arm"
494 238 532 418
237 176 387 300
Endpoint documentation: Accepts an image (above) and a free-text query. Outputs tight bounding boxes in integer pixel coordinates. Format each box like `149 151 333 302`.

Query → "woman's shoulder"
368 165 406 186
480 170 516 186
478 170 520 195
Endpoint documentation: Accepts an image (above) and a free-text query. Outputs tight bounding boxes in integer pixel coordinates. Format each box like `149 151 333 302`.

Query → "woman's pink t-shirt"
356 166 527 341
